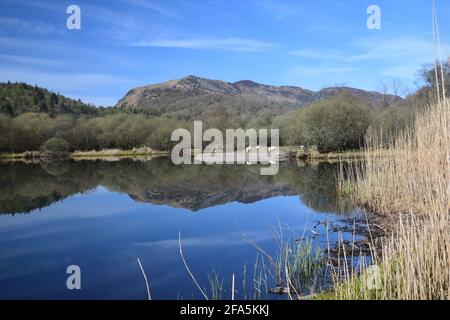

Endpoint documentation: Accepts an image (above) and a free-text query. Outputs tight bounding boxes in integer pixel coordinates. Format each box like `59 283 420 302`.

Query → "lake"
0 158 362 300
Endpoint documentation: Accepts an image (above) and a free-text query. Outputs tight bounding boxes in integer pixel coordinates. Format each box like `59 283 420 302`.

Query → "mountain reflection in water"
0 158 360 300
0 158 353 215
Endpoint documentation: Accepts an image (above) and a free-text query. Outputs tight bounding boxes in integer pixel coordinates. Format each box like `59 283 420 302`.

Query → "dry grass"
1 147 170 161
344 101 449 216
71 147 169 158
337 99 450 300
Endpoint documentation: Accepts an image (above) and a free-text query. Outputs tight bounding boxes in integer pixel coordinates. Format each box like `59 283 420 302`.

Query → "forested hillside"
0 82 99 117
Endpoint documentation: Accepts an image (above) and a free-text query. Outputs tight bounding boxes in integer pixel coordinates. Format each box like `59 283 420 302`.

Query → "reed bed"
337 98 450 300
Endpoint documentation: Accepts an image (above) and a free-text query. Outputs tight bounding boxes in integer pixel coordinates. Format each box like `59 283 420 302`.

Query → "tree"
40 137 69 155
12 113 55 152
419 62 450 100
377 81 390 108
300 93 375 153
273 112 306 146
146 118 186 151
391 80 403 103
68 118 101 151
0 114 13 152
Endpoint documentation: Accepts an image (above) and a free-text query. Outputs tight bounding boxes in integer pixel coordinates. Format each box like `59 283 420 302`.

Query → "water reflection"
0 158 360 299
0 159 353 215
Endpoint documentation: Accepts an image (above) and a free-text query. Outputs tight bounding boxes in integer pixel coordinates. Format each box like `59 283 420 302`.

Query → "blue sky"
0 0 449 106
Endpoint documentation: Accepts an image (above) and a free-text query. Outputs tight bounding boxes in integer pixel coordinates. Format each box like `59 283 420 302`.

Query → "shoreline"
0 148 171 161
0 147 368 162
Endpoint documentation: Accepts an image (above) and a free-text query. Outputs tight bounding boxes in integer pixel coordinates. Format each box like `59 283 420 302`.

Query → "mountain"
0 82 99 117
116 75 398 123
0 78 398 122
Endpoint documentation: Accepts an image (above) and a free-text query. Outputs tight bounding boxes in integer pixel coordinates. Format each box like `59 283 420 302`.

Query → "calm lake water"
0 158 362 300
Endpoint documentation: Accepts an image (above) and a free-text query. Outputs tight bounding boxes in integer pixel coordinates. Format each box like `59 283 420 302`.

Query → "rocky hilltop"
116 75 398 121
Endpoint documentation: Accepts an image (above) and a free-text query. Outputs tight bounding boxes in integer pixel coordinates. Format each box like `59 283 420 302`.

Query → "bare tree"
377 81 390 108
391 80 403 103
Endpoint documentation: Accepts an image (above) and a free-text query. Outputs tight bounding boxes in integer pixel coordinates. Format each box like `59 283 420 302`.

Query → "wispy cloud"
252 0 299 20
349 36 433 62
0 54 65 68
0 0 61 12
380 66 420 81
0 17 64 35
132 37 278 52
288 35 434 82
353 36 434 81
126 0 179 19
290 36 434 64
293 66 355 77
289 48 347 60
0 66 136 105
134 230 273 249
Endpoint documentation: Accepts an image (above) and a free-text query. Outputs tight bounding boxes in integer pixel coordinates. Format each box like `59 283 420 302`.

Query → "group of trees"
0 89 421 154
277 62 450 152
276 93 375 152
0 112 188 153
1 62 448 155
0 82 99 117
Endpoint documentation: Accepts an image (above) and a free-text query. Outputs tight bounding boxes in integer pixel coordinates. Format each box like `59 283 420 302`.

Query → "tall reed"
337 98 450 299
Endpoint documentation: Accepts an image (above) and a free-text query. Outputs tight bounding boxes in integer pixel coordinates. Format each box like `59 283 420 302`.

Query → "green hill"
0 82 99 117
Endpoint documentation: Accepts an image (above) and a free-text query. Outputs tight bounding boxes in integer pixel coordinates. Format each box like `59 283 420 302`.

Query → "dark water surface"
0 158 360 299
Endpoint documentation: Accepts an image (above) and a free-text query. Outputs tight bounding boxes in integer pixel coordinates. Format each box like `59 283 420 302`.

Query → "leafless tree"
391 80 403 103
377 81 390 108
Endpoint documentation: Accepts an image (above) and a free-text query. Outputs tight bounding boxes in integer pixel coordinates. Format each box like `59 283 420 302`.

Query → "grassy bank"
1 146 368 162
280 146 368 160
335 98 450 299
71 147 170 158
0 147 170 161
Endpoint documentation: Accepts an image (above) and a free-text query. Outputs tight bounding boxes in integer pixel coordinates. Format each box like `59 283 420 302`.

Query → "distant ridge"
116 75 399 121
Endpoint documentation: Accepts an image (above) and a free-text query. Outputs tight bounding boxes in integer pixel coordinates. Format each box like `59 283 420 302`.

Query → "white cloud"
126 0 179 19
348 36 433 63
289 48 347 60
132 37 278 52
0 54 65 68
252 0 300 20
380 65 420 80
293 66 354 77
0 17 64 35
290 36 434 64
0 68 131 90
0 66 136 106
134 230 273 249
0 0 61 12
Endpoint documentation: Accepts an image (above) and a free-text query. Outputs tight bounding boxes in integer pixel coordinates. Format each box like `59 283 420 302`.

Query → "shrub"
300 93 375 153
146 126 176 151
12 112 55 152
40 137 69 154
